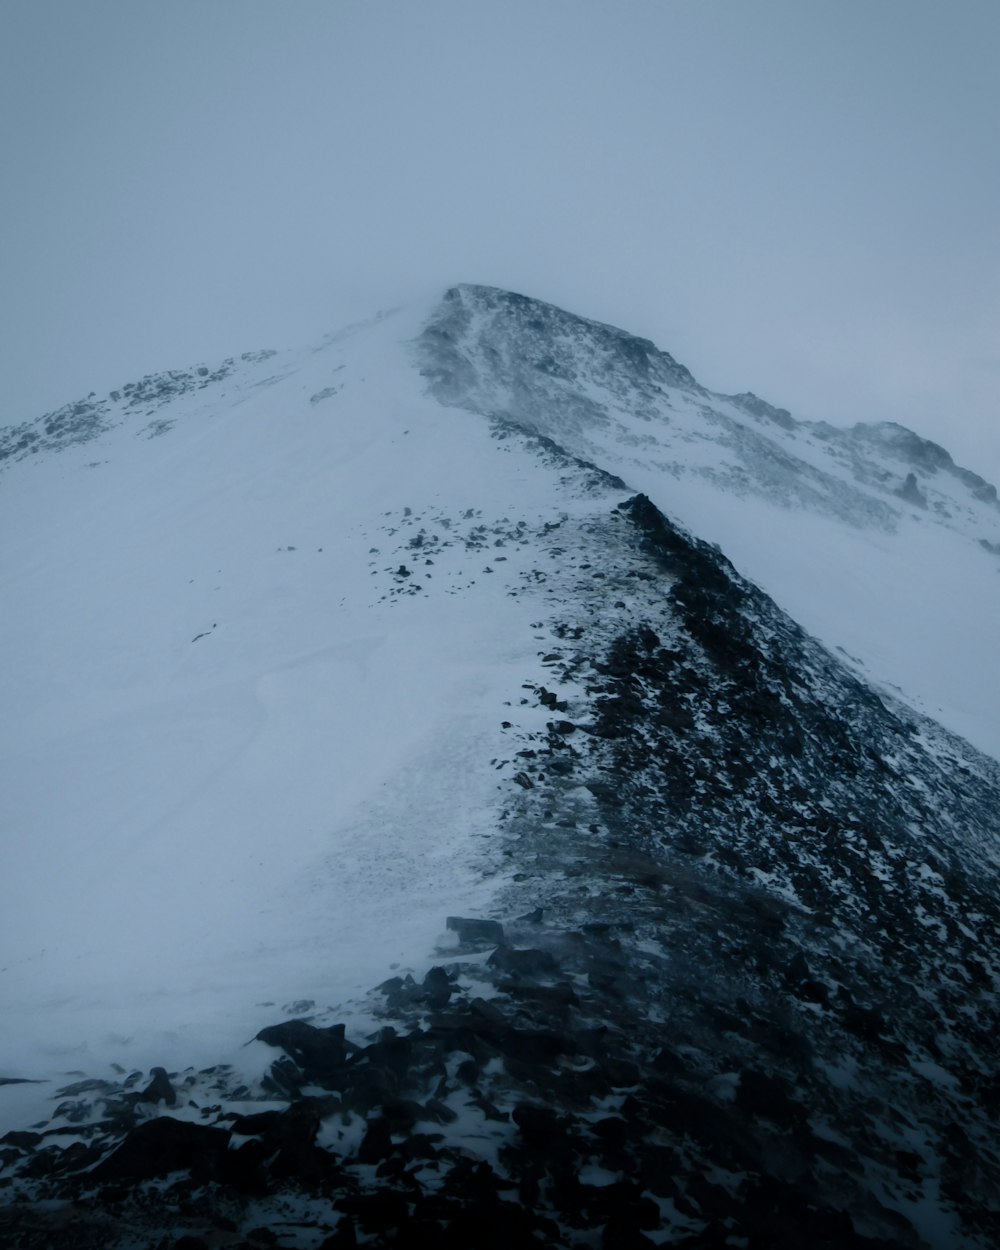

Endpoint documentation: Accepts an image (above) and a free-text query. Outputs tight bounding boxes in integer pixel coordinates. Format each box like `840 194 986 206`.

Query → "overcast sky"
2 1 998 483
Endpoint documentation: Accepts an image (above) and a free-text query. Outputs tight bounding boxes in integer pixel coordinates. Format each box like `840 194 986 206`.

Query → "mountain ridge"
419 285 1000 761
6 284 997 529
0 286 997 1247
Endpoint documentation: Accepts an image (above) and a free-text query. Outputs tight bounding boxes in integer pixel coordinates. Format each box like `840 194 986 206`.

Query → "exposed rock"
139 1066 176 1106
896 471 927 507
445 916 505 946
3 465 998 1250
91 1117 230 1182
255 1019 355 1084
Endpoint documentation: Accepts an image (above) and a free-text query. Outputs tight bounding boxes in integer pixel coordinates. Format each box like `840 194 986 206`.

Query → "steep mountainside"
422 286 1000 760
0 288 997 1248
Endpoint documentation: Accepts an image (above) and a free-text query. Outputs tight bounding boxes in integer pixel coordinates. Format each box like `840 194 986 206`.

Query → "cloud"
0 1 996 482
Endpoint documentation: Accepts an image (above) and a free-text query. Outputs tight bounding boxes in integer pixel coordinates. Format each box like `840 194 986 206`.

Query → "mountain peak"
1 283 999 1248
430 281 701 390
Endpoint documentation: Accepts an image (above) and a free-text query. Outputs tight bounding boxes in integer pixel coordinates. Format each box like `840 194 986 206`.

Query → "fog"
2 1 997 481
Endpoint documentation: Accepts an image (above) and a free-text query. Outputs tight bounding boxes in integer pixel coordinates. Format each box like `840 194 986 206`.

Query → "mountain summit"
1 287 998 1248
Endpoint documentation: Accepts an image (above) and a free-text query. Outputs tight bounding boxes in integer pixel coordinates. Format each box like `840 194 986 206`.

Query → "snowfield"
0 302 608 1076
1 285 998 1248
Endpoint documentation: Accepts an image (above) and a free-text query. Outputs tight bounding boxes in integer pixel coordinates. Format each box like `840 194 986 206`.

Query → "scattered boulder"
422 965 453 1009
139 1066 176 1106
446 916 505 946
896 471 927 507
91 1117 230 1183
488 945 560 978
255 1020 354 1084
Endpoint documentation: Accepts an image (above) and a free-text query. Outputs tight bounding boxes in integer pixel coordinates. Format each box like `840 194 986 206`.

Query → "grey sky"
2 1 998 483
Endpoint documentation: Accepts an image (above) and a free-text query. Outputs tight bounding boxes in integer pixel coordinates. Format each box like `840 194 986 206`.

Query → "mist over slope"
422 285 1000 760
0 287 998 1248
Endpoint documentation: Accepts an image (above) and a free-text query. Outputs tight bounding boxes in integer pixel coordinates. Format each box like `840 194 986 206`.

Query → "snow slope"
423 285 1000 760
1 286 998 1248
0 302 623 1076
3 281 998 1076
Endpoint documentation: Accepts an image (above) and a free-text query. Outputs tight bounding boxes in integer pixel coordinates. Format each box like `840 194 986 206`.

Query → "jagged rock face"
1 289 999 1248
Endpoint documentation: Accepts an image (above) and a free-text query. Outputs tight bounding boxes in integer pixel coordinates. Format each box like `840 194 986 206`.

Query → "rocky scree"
1 478 998 1250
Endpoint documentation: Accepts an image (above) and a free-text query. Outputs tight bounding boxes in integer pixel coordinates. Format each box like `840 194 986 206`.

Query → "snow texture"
0 286 998 1248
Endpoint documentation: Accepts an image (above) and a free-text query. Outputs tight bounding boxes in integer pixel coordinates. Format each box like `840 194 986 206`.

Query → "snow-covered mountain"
1 286 998 1248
